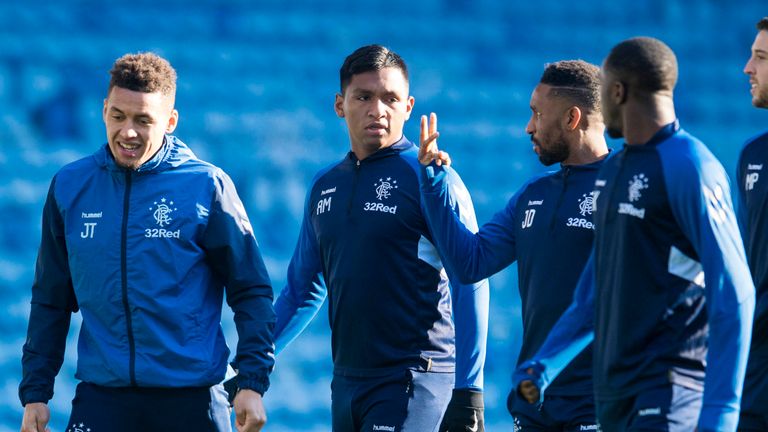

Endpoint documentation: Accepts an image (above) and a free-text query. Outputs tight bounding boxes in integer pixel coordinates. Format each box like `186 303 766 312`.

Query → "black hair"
540 60 601 111
339 45 408 93
604 37 678 93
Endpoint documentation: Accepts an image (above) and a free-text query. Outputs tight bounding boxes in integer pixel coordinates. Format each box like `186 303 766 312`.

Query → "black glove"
439 389 484 432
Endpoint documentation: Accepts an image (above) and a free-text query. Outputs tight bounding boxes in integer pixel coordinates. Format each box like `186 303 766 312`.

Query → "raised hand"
418 112 451 167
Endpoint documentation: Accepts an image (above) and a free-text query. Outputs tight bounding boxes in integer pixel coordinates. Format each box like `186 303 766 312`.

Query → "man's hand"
439 389 484 432
234 389 267 432
21 402 50 432
419 113 451 167
518 373 541 404
512 361 546 405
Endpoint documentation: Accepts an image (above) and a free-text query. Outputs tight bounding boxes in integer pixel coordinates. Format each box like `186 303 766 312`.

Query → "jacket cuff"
19 389 51 407
236 374 270 396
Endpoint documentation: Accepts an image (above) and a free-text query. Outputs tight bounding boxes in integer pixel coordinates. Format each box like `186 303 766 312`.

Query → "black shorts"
65 382 231 432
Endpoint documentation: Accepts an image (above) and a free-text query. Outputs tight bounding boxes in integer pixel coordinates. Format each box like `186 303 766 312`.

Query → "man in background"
514 37 755 432
418 60 607 431
737 16 768 431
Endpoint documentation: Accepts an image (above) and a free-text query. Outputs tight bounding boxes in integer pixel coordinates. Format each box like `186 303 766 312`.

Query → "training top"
19 137 275 405
736 130 768 411
522 121 755 432
420 157 607 396
273 137 489 390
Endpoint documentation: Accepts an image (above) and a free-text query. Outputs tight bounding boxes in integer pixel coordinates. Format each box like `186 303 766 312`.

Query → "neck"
563 126 610 166
622 93 676 145
351 138 400 160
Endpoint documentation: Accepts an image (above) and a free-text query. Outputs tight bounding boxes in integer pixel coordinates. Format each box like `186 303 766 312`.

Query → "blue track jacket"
273 137 489 390
736 130 768 413
420 158 606 396
19 137 275 405
519 122 755 432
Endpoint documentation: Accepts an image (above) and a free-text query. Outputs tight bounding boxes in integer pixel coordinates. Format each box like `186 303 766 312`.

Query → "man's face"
103 86 178 170
600 65 623 139
525 84 570 166
334 67 414 158
745 30 768 108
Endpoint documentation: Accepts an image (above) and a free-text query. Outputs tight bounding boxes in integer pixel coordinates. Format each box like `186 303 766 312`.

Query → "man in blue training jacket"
272 44 489 432
737 16 768 432
19 52 275 432
418 60 607 431
513 37 755 432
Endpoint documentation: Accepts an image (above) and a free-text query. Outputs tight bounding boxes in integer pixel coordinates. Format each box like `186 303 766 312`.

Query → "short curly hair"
108 52 176 99
540 60 601 112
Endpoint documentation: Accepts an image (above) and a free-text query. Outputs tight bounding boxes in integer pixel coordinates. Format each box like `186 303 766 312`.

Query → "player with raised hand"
420 60 608 431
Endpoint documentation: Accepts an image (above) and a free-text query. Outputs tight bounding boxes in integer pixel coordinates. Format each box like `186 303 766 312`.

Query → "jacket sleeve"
661 145 755 432
19 176 78 406
420 164 520 284
272 185 327 355
420 164 489 391
735 150 748 244
516 251 596 394
203 170 275 396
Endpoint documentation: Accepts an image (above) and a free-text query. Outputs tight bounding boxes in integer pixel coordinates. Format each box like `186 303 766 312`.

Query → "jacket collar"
346 136 414 164
95 135 196 173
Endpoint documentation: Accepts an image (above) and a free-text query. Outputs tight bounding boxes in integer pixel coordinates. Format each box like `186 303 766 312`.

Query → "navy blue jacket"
421 158 605 396
19 137 275 405
273 138 489 390
736 130 768 411
521 122 755 432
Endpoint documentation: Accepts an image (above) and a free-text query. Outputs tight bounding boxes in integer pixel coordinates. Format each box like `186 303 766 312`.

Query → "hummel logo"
321 187 336 195
638 407 661 416
372 426 395 431
748 164 763 171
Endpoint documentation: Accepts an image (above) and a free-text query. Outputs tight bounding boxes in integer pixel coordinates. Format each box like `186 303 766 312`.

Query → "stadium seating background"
1 1 767 430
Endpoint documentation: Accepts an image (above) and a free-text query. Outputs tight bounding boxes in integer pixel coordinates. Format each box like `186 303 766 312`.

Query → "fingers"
419 113 447 166
21 403 49 432
429 112 437 138
234 390 267 432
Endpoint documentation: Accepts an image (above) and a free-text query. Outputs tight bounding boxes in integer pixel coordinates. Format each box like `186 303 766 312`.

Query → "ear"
403 96 415 120
565 106 582 131
613 81 627 105
165 109 179 134
334 93 345 118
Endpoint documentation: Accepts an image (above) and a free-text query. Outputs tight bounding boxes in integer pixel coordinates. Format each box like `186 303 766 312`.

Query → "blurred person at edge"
736 16 768 432
19 52 275 432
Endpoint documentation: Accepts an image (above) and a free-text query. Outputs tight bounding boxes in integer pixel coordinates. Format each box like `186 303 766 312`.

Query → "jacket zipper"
121 171 137 386
347 159 361 214
550 166 571 230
